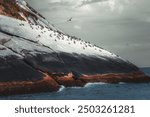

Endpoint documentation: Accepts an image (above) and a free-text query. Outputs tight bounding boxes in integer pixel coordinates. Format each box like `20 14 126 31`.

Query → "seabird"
67 17 72 22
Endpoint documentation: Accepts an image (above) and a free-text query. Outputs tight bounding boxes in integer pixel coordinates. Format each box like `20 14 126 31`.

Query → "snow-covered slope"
0 14 118 58
0 0 120 58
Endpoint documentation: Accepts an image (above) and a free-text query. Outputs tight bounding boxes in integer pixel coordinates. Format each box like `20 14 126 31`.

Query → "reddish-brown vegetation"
0 0 38 21
80 71 150 83
0 73 60 95
54 73 85 87
53 71 150 85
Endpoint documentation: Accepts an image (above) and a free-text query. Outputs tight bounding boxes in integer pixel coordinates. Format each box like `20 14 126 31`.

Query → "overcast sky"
26 0 150 67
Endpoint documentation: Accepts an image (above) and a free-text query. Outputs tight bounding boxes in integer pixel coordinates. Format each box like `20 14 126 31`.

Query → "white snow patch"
0 45 22 58
0 14 123 60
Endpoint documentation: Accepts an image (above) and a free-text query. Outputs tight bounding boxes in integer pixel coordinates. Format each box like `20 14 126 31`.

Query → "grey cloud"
48 1 72 6
78 0 108 7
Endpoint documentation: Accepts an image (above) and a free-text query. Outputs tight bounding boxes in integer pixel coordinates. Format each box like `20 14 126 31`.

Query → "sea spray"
84 82 108 88
57 85 65 92
119 82 126 84
58 82 108 91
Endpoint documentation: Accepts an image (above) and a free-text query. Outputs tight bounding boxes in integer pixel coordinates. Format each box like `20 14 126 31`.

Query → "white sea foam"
57 83 105 92
58 82 126 92
57 85 65 92
84 82 108 88
70 86 83 89
119 82 126 84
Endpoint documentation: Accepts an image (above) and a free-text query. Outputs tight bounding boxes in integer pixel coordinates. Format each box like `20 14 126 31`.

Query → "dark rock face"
0 51 149 96
0 74 60 95
0 56 43 82
58 52 139 74
22 52 139 75
23 53 69 73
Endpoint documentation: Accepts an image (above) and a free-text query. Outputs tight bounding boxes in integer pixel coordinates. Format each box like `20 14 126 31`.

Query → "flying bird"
67 17 73 22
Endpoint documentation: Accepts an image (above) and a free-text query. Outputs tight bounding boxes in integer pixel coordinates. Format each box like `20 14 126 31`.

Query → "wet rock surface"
0 70 149 95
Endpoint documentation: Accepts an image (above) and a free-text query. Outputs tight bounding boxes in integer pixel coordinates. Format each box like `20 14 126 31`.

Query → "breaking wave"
57 82 109 92
57 82 126 93
57 85 65 92
84 82 108 88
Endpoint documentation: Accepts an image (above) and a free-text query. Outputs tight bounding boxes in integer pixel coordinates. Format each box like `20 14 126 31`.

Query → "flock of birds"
18 16 116 56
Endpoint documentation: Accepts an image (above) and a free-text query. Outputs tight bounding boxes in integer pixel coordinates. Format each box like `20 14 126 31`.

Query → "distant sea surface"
0 68 150 100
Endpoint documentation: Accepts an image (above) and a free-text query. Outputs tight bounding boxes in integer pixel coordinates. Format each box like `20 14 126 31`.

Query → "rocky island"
0 0 149 95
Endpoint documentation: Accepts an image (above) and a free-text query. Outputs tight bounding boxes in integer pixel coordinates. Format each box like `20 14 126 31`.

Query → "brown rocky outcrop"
53 71 150 85
80 71 150 83
53 73 85 87
0 71 149 95
0 0 40 21
0 73 60 95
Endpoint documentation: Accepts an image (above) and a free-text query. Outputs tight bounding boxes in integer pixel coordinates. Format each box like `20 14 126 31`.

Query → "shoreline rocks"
0 73 60 95
80 71 150 83
0 71 149 96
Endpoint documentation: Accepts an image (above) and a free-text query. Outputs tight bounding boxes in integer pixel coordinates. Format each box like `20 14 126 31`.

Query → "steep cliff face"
0 0 149 95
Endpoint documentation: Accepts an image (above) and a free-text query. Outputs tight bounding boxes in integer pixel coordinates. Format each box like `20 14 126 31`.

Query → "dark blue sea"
0 68 150 100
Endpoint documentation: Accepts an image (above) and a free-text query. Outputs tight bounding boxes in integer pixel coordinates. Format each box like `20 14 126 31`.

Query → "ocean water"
0 68 150 100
